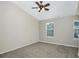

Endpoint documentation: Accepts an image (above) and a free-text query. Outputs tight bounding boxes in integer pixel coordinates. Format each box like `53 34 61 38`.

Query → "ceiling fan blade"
39 8 42 12
39 9 41 12
35 2 40 7
44 3 50 7
32 7 39 9
44 8 49 11
40 1 43 4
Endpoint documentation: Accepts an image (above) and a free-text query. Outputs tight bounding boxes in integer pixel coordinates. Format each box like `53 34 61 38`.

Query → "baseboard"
0 41 39 54
0 40 78 54
40 40 78 48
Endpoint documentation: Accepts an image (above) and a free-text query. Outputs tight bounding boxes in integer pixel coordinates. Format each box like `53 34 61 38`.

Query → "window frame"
73 20 79 39
45 22 54 38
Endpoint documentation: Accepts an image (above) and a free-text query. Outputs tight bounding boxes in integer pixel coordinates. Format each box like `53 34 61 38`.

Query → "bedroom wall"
77 2 79 15
39 15 78 47
0 2 39 54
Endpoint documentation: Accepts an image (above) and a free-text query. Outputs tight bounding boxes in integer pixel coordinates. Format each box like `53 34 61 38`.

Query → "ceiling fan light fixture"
32 1 50 12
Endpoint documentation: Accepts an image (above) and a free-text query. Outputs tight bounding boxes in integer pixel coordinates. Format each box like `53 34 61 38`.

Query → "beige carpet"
0 42 78 58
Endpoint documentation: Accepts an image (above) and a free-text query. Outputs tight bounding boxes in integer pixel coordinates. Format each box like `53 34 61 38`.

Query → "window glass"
74 29 79 38
46 22 54 38
74 20 79 38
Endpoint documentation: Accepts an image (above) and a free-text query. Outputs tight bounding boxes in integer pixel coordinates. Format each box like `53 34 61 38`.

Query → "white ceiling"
13 1 79 20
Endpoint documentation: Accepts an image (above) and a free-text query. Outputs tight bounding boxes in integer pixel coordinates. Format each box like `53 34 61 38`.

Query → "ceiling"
13 1 79 20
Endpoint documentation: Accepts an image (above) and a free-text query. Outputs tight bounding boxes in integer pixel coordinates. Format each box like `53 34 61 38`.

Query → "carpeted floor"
0 42 78 58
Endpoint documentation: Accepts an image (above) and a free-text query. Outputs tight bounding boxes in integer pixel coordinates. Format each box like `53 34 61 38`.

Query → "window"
74 20 79 38
46 22 54 38
74 29 79 38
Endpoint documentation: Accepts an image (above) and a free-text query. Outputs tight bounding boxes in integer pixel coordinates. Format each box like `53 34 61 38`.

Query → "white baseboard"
40 40 78 48
0 41 39 54
0 40 78 55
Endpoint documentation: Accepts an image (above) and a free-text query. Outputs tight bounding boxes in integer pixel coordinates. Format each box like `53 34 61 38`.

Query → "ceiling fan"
32 1 50 12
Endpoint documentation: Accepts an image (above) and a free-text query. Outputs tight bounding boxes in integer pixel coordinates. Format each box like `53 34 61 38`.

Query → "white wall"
77 2 79 15
0 2 39 54
39 16 78 47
